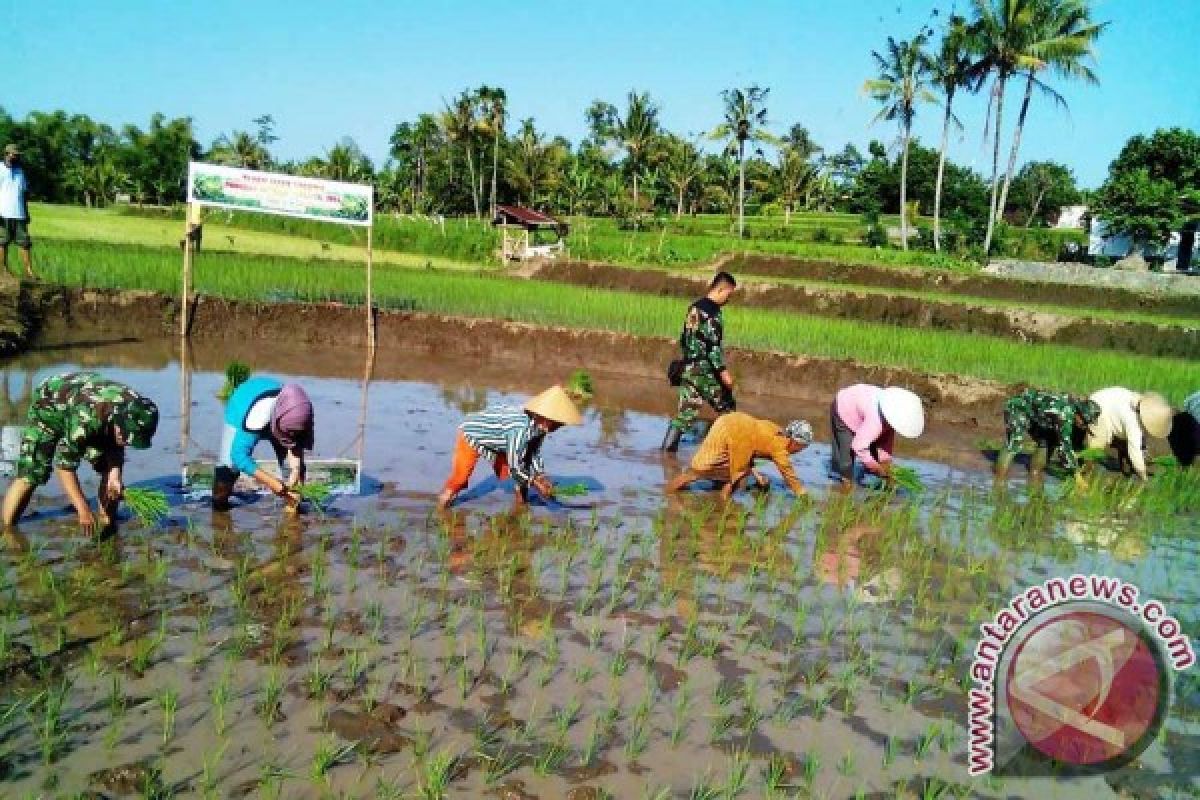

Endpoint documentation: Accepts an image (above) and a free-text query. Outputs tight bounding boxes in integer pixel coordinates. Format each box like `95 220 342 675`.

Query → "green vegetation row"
120 203 1083 273
35 239 1197 402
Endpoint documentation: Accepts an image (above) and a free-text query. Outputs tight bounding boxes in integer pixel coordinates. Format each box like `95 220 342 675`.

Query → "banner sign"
187 162 373 227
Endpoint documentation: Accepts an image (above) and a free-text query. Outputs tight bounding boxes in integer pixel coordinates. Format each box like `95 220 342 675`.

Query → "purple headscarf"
270 383 314 450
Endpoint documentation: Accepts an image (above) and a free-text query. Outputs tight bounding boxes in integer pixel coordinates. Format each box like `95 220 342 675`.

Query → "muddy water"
0 333 1195 799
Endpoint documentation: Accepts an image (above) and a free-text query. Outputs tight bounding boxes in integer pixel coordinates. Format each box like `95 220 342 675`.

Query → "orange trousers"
443 431 510 492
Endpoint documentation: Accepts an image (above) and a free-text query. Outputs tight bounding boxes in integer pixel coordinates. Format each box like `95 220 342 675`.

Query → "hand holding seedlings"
124 488 170 527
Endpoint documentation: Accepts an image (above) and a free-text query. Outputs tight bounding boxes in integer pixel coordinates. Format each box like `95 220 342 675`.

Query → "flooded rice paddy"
0 333 1196 799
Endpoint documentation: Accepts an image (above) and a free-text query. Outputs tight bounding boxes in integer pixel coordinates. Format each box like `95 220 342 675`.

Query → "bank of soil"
0 278 40 356
719 254 1200 318
530 261 1199 358
32 286 1012 424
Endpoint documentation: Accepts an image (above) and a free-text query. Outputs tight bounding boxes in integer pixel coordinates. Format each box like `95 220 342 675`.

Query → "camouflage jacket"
680 297 726 375
1004 388 1080 471
27 372 146 470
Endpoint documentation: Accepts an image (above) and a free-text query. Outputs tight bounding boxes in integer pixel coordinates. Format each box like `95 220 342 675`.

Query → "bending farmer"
214 378 314 512
2 372 159 535
438 386 582 510
1085 387 1173 481
662 271 737 452
667 413 813 501
830 384 925 488
995 388 1099 488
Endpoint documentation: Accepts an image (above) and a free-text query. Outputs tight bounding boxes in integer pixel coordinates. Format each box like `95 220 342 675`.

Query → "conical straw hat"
1138 392 1173 439
879 387 925 438
525 386 583 426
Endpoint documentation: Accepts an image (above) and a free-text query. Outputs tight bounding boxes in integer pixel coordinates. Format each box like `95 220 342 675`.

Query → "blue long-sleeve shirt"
222 377 285 476
460 405 546 488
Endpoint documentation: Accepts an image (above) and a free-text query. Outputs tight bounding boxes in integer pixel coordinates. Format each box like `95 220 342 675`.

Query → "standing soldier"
995 388 1100 489
662 271 738 452
1 372 159 535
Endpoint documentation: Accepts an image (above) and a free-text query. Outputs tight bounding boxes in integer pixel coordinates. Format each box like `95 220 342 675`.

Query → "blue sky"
7 0 1197 188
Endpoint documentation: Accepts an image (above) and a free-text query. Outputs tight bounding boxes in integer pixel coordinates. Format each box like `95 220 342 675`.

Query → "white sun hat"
879 387 925 439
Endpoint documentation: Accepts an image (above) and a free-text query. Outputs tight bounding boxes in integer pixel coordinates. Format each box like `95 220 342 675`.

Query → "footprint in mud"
489 780 539 800
322 705 411 753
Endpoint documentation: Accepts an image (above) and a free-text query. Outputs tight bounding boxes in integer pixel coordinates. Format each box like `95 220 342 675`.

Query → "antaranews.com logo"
968 574 1194 777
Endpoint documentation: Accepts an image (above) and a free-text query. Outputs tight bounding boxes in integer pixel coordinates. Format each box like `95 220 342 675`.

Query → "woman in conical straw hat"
1085 387 1173 481
829 384 925 490
437 385 582 511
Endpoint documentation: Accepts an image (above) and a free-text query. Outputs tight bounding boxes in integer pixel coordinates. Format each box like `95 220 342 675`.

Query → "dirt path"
527 261 1198 358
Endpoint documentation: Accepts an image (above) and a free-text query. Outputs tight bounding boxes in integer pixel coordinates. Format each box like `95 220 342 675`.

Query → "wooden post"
180 203 201 338
366 223 375 350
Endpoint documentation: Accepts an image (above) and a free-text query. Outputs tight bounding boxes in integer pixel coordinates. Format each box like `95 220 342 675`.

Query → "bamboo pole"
179 334 192 476
180 203 194 338
366 222 375 350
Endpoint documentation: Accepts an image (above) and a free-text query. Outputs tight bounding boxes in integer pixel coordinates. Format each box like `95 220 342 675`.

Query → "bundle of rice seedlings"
217 362 251 402
890 466 925 495
124 487 169 526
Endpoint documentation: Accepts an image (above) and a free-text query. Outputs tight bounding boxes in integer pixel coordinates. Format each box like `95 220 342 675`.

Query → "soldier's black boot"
661 424 682 453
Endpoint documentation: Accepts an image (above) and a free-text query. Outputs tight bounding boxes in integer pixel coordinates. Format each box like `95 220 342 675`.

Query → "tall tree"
587 91 661 216
993 0 1105 239
863 34 935 249
440 90 483 216
773 145 821 224
711 86 776 238
477 86 507 216
929 15 979 251
504 119 566 207
659 135 705 217
1012 160 1079 226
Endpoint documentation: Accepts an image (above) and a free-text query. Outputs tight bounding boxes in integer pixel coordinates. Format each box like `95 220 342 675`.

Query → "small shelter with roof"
492 205 569 261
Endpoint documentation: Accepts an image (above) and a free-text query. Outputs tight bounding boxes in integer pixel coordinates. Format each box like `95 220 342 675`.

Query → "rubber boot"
661 424 683 453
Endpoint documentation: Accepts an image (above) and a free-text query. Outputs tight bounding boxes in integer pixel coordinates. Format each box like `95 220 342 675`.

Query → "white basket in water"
0 425 22 478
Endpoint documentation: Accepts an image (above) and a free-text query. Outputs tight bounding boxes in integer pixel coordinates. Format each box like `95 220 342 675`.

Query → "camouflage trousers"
17 415 107 487
670 368 735 432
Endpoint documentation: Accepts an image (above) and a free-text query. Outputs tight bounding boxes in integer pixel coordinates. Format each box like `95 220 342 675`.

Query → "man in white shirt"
1085 387 1173 481
0 144 35 279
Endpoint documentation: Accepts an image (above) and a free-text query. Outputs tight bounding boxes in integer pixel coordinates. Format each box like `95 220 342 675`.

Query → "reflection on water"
0 336 1195 798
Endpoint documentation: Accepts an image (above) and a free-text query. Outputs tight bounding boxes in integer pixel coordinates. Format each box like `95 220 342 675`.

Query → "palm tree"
561 161 595 216
660 135 705 217
774 146 820 224
477 86 508 217
929 16 979 251
587 91 661 215
710 86 776 238
504 119 565 207
864 34 936 250
440 90 482 216
993 0 1105 242
210 130 269 170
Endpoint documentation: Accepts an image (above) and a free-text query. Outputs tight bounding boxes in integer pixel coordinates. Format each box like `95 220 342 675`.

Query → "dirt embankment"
34 288 1011 432
532 261 1199 358
722 254 1200 318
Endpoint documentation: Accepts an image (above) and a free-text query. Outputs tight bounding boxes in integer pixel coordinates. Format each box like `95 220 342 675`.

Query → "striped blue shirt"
460 405 546 488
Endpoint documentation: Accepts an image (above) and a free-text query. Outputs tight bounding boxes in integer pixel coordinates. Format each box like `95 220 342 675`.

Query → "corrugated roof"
493 205 561 227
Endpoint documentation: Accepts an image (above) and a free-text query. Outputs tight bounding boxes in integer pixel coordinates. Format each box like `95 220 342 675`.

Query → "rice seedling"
837 750 856 778
761 754 791 795
580 714 605 766
724 749 752 797
124 487 170 527
416 750 461 799
211 665 233 735
200 739 230 799
157 684 179 744
915 722 942 761
31 679 72 764
883 735 898 769
625 715 651 759
258 667 285 726
534 739 568 776
309 736 357 783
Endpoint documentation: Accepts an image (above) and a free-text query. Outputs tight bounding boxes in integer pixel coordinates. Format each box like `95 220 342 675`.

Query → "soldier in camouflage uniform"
662 271 738 452
995 387 1100 488
2 372 159 535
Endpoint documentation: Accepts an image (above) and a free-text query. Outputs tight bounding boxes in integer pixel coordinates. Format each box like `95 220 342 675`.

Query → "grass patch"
33 239 1198 401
